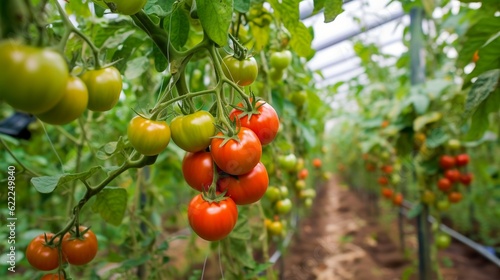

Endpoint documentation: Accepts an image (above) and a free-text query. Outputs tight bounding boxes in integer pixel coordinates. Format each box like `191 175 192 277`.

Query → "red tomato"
312 158 322 168
26 233 64 271
444 169 460 183
298 168 309 179
437 177 452 192
448 192 463 203
365 163 376 172
381 165 393 174
41 273 65 280
378 176 388 185
455 154 469 166
381 187 393 199
61 226 98 265
392 193 403 206
210 127 262 175
182 151 214 192
459 173 473 186
187 194 238 241
217 162 268 205
439 155 456 169
229 101 279 145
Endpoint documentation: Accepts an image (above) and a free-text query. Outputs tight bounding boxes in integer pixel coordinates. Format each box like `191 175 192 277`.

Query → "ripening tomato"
171 111 216 152
447 139 461 150
448 191 463 203
266 219 284 236
298 168 309 180
218 162 268 205
182 151 213 192
365 163 376 172
435 232 451 249
106 0 147 15
270 50 292 70
26 233 63 271
439 155 455 169
127 116 171 156
444 169 460 183
188 194 238 241
381 187 393 199
275 198 292 214
381 120 389 128
472 50 480 63
0 41 68 114
392 193 403 206
421 190 436 204
210 127 262 175
455 154 469 166
313 158 322 168
295 179 306 190
229 101 279 145
62 226 98 265
41 273 65 280
459 172 473 186
36 76 88 125
381 165 393 174
378 176 389 186
437 177 452 192
436 200 450 211
81 67 122 112
299 188 316 199
221 55 258 86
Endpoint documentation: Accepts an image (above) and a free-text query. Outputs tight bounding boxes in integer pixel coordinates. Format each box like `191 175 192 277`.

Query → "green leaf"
323 0 344 23
234 0 250 13
163 6 190 49
196 0 233 46
462 69 500 120
413 112 442 132
153 43 168 72
465 88 500 141
125 56 150 80
410 93 430 115
92 187 128 226
425 128 449 149
407 203 422 219
31 166 104 193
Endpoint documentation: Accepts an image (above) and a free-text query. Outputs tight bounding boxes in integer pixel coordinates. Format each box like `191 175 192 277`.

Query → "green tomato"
279 186 289 197
106 0 147 15
277 154 297 172
436 200 450 211
266 220 283 236
170 111 216 152
221 55 258 86
304 198 313 208
127 116 171 156
299 188 316 199
295 179 306 190
269 67 284 82
290 91 307 107
270 50 292 70
81 67 122 112
0 41 68 114
275 198 292 214
434 232 451 249
36 76 88 125
265 186 281 202
447 139 461 150
421 190 436 205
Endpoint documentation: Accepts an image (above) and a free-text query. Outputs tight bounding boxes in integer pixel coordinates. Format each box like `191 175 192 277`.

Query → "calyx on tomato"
170 110 216 152
229 98 279 145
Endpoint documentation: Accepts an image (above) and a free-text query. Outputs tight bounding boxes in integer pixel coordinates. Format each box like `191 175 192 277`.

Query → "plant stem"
0 138 41 177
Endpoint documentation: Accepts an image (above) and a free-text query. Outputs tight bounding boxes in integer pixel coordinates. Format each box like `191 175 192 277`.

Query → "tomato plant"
182 151 214 192
0 41 68 114
210 127 262 175
81 67 122 112
170 111 216 152
26 233 63 271
221 55 258 86
217 162 269 205
62 226 98 265
187 194 238 241
36 76 89 125
229 101 279 145
106 0 147 15
127 116 171 156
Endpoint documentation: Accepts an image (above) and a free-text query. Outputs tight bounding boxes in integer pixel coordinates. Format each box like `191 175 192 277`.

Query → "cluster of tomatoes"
435 153 472 204
0 41 123 126
25 226 98 279
377 164 404 206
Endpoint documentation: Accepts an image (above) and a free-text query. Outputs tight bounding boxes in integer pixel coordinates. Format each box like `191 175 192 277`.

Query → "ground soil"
282 178 500 280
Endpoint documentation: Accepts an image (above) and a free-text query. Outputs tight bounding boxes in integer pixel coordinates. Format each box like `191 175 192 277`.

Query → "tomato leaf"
425 128 449 149
234 0 250 13
163 5 190 49
323 0 344 23
413 112 442 132
31 166 104 193
462 69 500 121
153 43 168 72
195 0 233 47
465 88 500 141
91 187 128 226
125 57 150 80
407 203 422 219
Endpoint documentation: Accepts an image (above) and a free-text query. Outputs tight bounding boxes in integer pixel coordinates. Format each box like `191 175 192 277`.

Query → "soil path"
282 178 500 280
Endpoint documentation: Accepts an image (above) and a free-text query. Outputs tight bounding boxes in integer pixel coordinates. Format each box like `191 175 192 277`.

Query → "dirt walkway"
282 178 500 280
